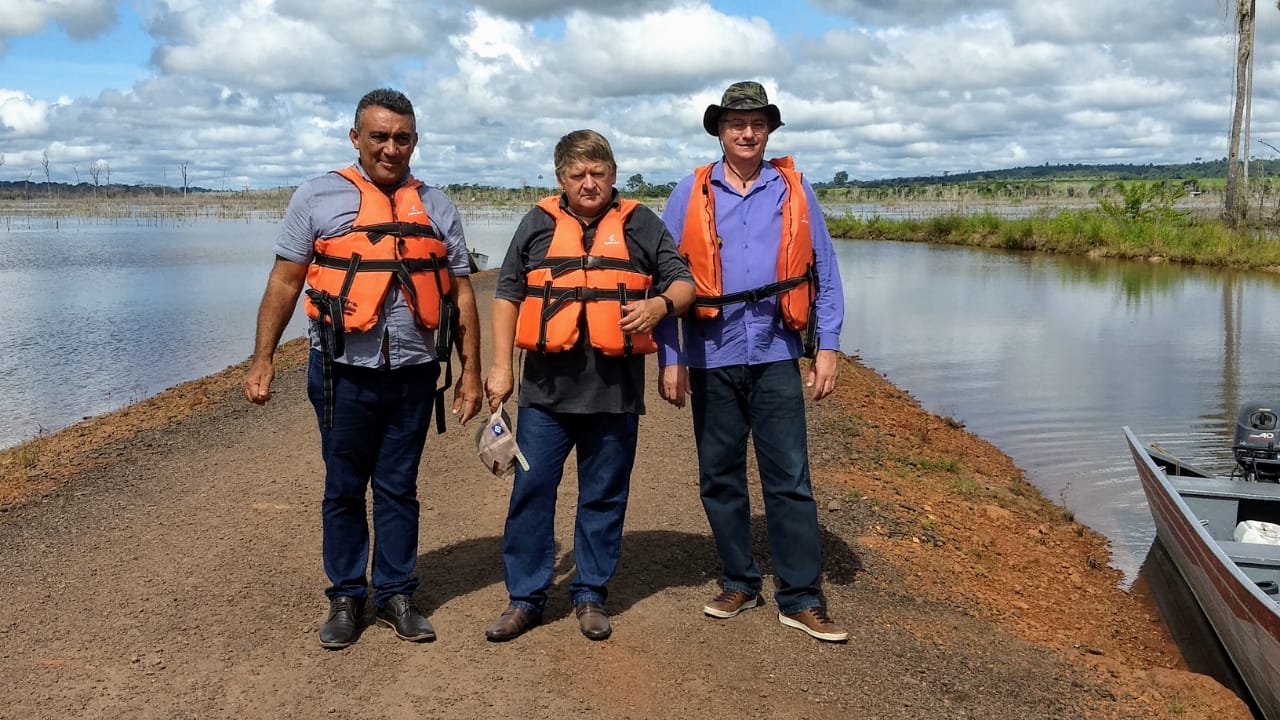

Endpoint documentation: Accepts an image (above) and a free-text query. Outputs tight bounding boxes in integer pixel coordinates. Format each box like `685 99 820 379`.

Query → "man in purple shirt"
655 81 847 642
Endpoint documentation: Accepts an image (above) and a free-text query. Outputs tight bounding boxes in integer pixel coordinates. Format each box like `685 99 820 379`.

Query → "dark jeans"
689 360 823 615
307 351 439 607
501 406 637 612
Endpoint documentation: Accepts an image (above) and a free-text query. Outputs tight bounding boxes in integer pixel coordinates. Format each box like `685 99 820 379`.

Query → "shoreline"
0 271 1253 718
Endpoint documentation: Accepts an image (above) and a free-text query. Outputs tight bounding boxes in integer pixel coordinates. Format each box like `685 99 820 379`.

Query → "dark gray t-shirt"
495 194 692 415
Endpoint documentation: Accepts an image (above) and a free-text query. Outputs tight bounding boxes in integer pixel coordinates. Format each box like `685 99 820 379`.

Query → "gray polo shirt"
275 163 471 369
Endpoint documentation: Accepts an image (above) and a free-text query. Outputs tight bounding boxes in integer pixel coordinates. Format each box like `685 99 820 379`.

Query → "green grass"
948 476 981 500
826 203 1280 271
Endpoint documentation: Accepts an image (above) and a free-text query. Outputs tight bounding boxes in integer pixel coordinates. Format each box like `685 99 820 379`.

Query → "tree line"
814 158 1280 189
5 158 1273 201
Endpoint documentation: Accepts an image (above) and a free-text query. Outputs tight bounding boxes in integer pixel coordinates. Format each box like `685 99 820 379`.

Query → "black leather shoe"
319 596 363 649
575 602 611 640
376 594 436 642
485 606 542 642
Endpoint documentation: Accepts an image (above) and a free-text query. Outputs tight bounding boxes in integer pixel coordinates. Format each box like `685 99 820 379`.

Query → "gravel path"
0 273 1252 720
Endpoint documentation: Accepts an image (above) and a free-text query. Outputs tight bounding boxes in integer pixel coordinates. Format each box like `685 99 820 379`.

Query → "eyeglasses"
720 120 769 135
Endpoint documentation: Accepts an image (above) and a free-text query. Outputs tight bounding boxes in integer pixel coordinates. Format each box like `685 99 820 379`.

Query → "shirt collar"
350 162 414 191
711 158 779 188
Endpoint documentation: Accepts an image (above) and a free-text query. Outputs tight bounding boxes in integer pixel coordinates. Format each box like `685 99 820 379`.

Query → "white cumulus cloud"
0 90 50 135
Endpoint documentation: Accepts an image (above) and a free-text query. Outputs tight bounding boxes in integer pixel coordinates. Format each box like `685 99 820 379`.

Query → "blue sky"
0 1 1275 190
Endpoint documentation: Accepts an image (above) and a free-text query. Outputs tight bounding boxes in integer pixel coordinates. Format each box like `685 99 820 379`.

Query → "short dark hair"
354 88 415 131
553 129 616 181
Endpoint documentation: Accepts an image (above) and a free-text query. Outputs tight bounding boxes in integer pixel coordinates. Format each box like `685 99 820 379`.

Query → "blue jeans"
307 351 439 608
502 407 637 612
689 360 823 615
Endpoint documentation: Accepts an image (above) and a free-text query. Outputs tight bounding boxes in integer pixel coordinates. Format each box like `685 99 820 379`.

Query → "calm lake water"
3 210 1273 581
839 240 1280 580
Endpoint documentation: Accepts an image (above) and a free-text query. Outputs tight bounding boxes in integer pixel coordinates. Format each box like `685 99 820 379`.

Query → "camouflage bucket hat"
702 81 784 136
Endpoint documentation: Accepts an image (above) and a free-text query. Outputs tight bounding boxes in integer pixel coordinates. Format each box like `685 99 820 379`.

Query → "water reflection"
0 218 307 449
837 240 1280 580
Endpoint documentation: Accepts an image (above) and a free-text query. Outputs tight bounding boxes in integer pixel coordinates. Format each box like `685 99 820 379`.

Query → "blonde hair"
553 129 616 181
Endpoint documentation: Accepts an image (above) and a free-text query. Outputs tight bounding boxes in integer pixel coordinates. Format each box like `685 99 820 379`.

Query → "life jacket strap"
303 288 344 428
354 222 439 244
691 265 820 359
312 254 448 274
538 255 639 278
692 273 809 309
305 288 348 361
522 285 645 303
433 356 450 435
619 282 633 357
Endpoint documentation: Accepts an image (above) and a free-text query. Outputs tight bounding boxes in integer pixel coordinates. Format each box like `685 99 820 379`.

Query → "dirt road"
0 273 1253 720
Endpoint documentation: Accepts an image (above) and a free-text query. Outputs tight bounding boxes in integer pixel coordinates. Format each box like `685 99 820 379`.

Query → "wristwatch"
660 295 675 317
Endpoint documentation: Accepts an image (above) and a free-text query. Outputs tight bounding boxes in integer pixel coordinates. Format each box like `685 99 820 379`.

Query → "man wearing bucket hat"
484 129 694 642
655 81 847 642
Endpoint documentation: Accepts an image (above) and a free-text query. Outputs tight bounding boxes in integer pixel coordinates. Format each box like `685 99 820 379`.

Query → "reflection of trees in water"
1221 276 1242 429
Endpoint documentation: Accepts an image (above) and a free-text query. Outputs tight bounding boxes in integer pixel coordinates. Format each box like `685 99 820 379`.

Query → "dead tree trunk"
1225 0 1255 226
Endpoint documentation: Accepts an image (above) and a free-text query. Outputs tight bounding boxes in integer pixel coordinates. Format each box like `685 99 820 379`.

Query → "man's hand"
244 357 275 405
485 367 515 413
619 296 666 336
452 367 484 425
659 364 689 408
805 349 839 402
244 257 306 406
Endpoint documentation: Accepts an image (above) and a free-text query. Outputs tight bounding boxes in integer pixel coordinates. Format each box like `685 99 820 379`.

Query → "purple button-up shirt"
656 159 844 369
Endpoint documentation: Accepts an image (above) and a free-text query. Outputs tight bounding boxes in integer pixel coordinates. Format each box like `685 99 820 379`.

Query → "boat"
468 250 489 273
1124 421 1280 720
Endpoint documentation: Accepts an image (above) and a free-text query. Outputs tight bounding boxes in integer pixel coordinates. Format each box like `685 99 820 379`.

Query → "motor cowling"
1232 403 1280 483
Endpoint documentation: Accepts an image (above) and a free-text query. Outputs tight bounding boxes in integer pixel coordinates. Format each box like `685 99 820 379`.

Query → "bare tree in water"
1225 0 1256 226
41 151 51 199
89 161 104 196
180 162 190 197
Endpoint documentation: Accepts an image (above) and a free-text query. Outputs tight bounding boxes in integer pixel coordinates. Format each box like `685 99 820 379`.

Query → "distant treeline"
818 157 1276 189
1 158 1274 199
0 180 558 205
0 181 223 199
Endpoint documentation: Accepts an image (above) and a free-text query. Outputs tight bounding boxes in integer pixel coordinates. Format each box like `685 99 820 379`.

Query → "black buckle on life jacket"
359 222 439 245
542 255 639 278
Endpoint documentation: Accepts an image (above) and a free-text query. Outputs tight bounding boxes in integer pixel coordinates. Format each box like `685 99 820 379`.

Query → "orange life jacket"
304 166 454 357
680 157 815 332
515 196 657 357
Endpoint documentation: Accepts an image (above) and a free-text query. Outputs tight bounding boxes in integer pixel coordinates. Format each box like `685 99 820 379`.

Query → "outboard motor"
1232 403 1280 483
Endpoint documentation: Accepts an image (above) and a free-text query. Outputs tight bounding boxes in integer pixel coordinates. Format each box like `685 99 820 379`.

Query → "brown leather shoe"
574 602 611 640
485 606 541 642
703 589 761 619
779 606 848 642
